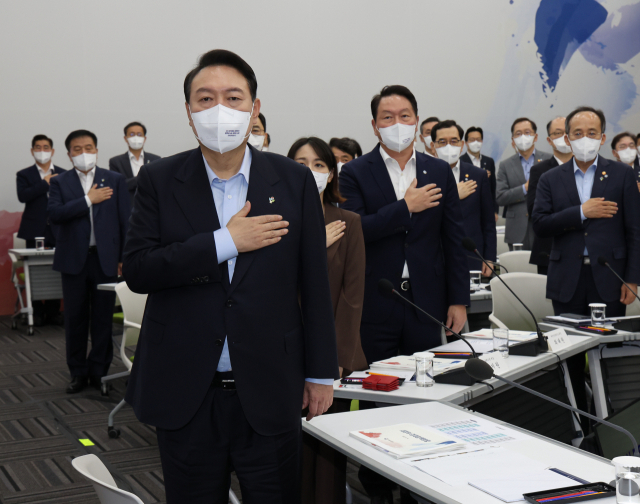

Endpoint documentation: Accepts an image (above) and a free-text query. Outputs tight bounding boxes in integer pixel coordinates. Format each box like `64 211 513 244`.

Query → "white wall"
1 0 639 212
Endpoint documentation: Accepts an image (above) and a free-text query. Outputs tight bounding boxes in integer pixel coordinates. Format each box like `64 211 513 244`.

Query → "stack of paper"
462 329 538 342
350 423 465 459
370 355 416 371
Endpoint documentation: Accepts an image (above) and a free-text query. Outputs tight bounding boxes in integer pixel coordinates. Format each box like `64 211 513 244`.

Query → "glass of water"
493 328 509 358
612 456 640 503
513 243 524 251
470 270 482 291
35 237 45 251
590 303 607 327
414 351 434 387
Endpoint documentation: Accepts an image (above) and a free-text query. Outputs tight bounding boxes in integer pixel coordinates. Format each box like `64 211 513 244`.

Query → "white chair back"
72 454 144 504
489 272 554 331
498 250 537 274
115 282 147 371
496 234 510 256
12 232 26 250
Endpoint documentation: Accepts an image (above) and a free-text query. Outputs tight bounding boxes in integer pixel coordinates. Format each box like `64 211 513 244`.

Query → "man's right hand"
582 197 618 219
227 201 289 253
457 180 477 200
44 173 57 184
404 179 442 213
87 184 113 204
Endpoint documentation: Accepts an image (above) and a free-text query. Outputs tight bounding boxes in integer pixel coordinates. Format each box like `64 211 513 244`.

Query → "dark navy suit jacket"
48 167 130 277
16 164 66 241
122 147 339 434
459 162 497 271
339 146 470 326
109 151 161 203
460 152 498 213
532 156 640 303
527 157 560 268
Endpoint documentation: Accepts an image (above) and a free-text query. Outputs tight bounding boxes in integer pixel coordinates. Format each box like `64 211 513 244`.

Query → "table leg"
22 259 34 335
588 347 607 419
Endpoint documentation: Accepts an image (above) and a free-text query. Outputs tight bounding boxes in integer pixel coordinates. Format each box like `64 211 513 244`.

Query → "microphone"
598 256 640 303
378 279 478 385
462 237 547 356
466 255 508 273
465 358 639 457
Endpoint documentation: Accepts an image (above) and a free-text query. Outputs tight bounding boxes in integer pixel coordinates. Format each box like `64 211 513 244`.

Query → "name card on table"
545 328 571 353
479 352 512 374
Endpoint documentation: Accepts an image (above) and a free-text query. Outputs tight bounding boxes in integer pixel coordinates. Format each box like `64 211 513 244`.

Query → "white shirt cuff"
85 195 92 208
305 378 335 385
580 205 587 221
213 227 238 265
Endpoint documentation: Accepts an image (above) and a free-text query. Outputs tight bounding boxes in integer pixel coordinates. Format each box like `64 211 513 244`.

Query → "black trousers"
61 252 116 378
157 382 301 504
26 239 61 320
552 263 626 414
360 287 443 365
537 264 548 276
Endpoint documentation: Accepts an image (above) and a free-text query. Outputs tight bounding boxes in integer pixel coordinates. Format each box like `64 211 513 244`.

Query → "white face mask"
436 144 463 165
311 171 330 193
336 162 344 174
72 153 97 172
569 137 601 162
34 151 52 164
189 102 254 154
552 137 573 154
514 135 535 152
467 141 482 154
422 135 432 149
247 133 265 151
617 147 638 164
127 136 145 150
377 122 417 153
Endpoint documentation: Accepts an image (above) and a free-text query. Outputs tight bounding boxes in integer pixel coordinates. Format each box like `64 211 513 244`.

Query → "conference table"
303 401 618 504
9 248 61 335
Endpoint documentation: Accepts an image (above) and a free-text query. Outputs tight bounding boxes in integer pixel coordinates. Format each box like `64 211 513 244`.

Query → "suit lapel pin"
269 196 275 204
465 173 469 179
423 170 427 174
537 159 541 163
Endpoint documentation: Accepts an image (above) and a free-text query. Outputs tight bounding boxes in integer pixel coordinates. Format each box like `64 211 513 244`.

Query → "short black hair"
32 134 53 148
184 49 257 104
431 120 464 142
565 106 606 134
65 130 97 152
124 121 147 136
371 85 418 120
257 113 266 132
464 126 483 141
287 137 345 205
610 132 636 151
266 133 271 146
329 137 363 158
420 117 440 135
511 117 537 135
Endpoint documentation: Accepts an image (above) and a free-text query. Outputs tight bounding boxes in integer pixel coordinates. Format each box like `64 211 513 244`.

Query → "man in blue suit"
340 85 469 503
460 126 498 220
431 121 496 274
533 107 640 317
16 135 66 325
48 130 130 394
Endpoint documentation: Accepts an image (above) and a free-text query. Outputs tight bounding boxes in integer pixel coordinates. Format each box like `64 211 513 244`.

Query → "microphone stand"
599 257 640 332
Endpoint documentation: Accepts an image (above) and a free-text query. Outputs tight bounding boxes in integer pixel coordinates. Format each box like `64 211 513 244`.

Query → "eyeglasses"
568 131 602 140
615 142 637 150
127 132 144 137
548 131 565 139
513 130 535 138
435 139 462 147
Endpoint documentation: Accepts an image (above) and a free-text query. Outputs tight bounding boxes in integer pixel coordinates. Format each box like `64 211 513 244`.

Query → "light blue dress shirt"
205 146 332 386
520 150 535 195
574 155 598 256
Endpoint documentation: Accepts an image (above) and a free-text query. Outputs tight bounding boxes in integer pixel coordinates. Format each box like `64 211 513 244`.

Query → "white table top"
470 288 492 301
9 248 55 258
540 321 640 343
304 401 617 504
97 283 118 292
334 333 599 405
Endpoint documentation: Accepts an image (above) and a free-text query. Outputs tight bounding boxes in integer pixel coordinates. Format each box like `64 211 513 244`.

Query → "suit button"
215 339 223 346
226 299 233 308
584 232 588 236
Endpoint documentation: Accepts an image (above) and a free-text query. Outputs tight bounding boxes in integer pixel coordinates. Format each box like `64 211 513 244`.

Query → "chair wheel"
27 326 34 336
11 320 17 330
108 427 120 439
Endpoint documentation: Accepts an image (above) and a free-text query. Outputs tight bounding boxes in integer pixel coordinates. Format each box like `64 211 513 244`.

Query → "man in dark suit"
123 50 338 503
432 121 496 273
496 118 552 250
417 116 439 157
527 117 574 275
48 130 130 394
340 86 469 504
461 126 498 221
108 121 160 205
16 134 66 325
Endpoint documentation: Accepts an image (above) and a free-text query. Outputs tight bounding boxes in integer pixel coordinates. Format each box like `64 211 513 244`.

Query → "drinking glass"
492 328 509 358
512 243 524 251
590 303 607 327
612 456 640 503
35 237 45 251
470 270 482 291
414 351 434 387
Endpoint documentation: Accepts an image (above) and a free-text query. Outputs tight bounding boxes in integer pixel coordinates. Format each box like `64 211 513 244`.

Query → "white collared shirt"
37 164 53 179
379 145 416 279
76 168 97 246
554 155 564 166
128 150 145 177
451 159 461 183
468 152 482 168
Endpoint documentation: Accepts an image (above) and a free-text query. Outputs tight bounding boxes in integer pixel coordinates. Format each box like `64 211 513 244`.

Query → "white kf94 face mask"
34 151 52 164
247 133 266 151
378 122 417 153
436 144 463 165
311 171 330 193
570 137 602 163
467 141 482 154
552 137 573 154
127 136 145 150
72 153 97 172
189 102 255 154
617 147 638 164
514 135 535 152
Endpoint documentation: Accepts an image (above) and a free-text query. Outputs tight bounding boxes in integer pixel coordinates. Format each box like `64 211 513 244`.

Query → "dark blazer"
339 146 470 326
123 147 339 435
527 157 560 267
532 156 640 303
48 168 130 276
632 157 640 182
324 203 367 373
109 151 161 202
458 162 497 270
460 152 497 213
16 164 66 241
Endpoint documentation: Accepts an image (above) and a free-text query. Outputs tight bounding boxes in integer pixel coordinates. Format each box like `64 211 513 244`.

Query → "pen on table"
366 372 399 377
537 491 602 502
